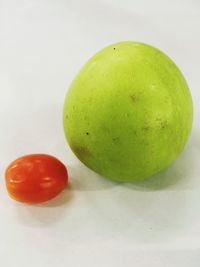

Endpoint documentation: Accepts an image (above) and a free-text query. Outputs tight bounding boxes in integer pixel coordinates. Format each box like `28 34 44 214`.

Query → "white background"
0 0 200 266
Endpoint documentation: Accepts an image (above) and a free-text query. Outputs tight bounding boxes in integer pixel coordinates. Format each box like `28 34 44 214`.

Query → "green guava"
63 42 193 181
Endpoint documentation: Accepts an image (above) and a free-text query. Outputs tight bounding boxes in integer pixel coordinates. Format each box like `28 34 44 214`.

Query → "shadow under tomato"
12 186 73 226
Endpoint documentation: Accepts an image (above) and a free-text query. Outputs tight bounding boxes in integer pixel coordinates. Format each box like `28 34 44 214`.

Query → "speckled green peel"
63 41 193 181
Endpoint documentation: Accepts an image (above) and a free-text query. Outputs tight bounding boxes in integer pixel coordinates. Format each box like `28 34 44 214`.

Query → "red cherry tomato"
5 154 68 203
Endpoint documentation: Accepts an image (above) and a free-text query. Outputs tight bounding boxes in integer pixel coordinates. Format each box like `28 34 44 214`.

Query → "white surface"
0 0 200 266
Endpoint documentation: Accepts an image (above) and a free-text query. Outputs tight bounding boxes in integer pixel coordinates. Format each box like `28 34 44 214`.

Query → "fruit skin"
63 41 193 181
5 154 68 203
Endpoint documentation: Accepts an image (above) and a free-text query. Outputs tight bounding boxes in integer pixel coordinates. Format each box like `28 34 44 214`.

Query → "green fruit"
63 42 193 181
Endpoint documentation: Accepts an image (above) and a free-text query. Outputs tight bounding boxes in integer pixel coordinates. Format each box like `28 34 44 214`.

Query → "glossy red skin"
5 154 68 203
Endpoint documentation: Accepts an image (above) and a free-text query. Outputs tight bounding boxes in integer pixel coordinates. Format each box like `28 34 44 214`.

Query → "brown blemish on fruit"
155 117 162 122
112 137 120 143
72 145 92 159
155 117 168 129
160 121 168 129
130 94 138 102
125 113 130 118
142 125 150 131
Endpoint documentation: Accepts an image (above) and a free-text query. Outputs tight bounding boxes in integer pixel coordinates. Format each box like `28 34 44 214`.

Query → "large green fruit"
63 42 193 181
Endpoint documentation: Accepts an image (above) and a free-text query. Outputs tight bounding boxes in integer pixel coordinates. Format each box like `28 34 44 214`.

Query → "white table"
0 0 200 266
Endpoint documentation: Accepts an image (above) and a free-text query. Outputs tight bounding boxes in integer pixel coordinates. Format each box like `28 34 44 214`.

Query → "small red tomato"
5 154 68 203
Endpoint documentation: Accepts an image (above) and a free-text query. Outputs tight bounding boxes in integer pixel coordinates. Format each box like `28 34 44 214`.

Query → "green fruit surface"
63 42 193 181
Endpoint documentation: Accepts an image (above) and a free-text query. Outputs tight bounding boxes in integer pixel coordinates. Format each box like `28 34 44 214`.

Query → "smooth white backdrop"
0 0 200 266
